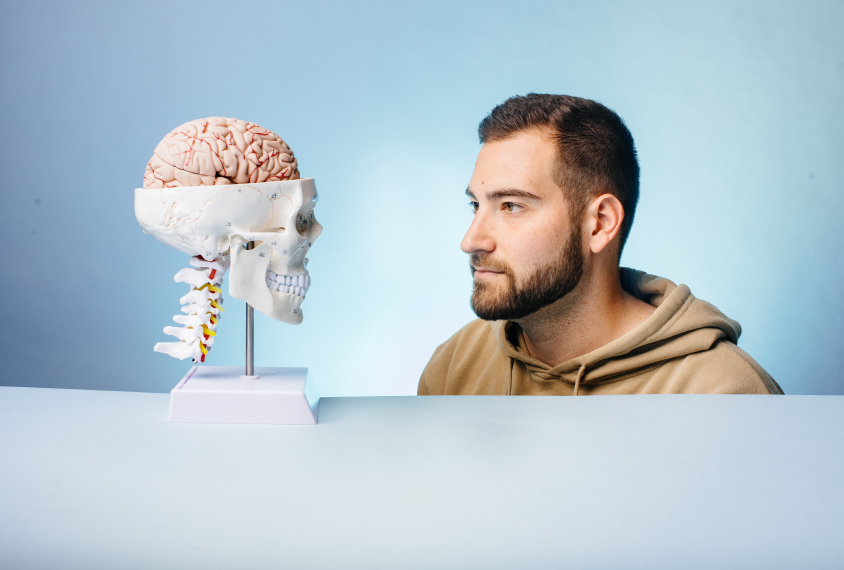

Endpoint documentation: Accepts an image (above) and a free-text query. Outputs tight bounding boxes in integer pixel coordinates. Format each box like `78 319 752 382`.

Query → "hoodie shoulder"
418 319 510 395
642 340 784 394
713 341 784 394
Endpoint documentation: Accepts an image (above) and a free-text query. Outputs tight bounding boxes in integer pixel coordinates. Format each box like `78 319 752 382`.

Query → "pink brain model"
143 117 300 188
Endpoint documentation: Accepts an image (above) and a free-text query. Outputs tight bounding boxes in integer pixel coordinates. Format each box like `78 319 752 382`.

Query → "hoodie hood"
492 268 742 393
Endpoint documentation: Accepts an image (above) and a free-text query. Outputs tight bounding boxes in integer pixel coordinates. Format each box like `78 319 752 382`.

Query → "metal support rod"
245 241 255 376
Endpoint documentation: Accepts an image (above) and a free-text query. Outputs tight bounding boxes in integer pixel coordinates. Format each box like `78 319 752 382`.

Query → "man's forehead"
469 131 559 200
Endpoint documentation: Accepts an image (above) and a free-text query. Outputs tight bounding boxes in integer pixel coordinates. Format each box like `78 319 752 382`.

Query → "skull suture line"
134 118 322 363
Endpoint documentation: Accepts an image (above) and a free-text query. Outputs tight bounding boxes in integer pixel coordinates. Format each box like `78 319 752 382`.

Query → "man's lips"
472 266 505 277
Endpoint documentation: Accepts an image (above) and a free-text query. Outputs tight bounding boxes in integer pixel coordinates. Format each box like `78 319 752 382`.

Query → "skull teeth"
266 270 310 299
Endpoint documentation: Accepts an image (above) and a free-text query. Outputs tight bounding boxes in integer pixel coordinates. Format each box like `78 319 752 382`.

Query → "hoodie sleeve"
417 319 512 395
417 340 451 395
417 366 432 395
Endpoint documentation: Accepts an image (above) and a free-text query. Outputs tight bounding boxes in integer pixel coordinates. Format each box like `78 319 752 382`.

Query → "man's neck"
515 269 655 367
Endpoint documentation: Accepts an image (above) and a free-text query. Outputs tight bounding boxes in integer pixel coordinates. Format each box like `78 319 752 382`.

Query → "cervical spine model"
135 117 322 363
156 255 230 362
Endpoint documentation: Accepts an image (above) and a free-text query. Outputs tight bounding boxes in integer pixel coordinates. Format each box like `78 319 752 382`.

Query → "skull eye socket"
296 213 309 236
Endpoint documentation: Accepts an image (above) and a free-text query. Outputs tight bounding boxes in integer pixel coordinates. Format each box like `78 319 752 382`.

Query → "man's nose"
461 212 495 255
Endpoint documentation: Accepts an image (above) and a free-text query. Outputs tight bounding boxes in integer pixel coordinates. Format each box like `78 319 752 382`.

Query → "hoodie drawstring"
512 356 587 396
573 364 587 396
508 358 515 395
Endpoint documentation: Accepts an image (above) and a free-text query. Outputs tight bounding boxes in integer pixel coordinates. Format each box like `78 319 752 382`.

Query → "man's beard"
470 228 584 321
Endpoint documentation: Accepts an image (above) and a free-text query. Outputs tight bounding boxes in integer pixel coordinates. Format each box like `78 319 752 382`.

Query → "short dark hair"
478 94 640 255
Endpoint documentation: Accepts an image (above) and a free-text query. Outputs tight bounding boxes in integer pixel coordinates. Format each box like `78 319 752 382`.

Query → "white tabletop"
1 387 842 569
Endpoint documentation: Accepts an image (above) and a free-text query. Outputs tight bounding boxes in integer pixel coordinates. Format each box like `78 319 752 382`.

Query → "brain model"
143 117 300 188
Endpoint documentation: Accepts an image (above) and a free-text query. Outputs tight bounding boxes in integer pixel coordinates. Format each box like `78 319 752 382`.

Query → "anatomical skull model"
134 117 322 363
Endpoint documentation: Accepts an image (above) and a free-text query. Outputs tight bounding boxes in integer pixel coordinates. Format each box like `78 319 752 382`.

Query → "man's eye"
469 201 479 212
504 202 522 212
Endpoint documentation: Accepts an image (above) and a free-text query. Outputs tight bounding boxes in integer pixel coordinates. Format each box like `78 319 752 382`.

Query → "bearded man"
418 94 782 396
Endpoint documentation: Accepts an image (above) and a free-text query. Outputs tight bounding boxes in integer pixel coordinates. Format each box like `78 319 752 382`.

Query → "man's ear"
584 194 625 254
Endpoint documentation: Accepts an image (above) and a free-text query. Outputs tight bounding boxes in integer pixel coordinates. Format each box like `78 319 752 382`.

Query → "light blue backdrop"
1 0 842 395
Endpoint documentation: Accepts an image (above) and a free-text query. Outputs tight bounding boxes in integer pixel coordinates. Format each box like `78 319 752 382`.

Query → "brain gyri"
143 117 300 188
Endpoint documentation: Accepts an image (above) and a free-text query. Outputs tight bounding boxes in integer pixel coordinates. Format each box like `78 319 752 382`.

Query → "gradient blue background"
1 0 842 396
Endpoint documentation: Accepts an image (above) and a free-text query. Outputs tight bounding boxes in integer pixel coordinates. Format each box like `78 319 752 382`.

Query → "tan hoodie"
418 269 783 395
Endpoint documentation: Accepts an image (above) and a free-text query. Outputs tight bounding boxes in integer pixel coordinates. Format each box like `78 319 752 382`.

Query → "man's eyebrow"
466 187 541 200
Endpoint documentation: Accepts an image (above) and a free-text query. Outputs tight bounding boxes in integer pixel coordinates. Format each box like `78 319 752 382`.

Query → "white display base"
169 366 319 425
